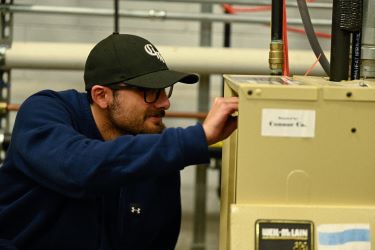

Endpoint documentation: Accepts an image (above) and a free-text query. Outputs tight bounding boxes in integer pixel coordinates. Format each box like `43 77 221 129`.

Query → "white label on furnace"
261 109 316 138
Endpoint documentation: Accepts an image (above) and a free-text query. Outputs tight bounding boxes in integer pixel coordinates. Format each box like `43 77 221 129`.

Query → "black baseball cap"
84 33 199 90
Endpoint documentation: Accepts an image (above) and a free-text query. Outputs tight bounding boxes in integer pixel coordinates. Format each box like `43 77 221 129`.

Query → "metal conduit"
125 0 332 9
0 5 332 26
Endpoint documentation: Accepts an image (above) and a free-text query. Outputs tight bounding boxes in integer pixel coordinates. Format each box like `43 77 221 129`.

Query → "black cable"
330 0 362 81
330 0 351 81
224 23 231 48
345 0 363 80
296 0 330 76
114 0 119 33
271 0 283 41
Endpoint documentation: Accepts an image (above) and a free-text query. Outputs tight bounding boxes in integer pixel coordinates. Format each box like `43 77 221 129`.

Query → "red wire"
222 3 331 39
287 26 331 39
222 4 236 14
282 0 290 76
231 5 272 12
304 53 322 76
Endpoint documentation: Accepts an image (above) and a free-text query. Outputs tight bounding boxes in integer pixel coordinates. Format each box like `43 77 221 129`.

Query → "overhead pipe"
0 4 332 26
3 42 329 76
124 0 333 9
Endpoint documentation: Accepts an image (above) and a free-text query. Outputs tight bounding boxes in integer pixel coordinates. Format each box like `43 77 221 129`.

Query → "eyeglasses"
108 83 174 104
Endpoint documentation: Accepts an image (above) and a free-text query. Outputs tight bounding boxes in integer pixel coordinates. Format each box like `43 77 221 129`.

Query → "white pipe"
5 42 329 76
5 43 92 70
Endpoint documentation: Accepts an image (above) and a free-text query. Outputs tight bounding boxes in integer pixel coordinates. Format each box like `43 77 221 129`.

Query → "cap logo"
144 44 165 63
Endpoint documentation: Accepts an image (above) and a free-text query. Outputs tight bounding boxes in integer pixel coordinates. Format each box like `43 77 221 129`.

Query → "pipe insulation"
4 42 328 76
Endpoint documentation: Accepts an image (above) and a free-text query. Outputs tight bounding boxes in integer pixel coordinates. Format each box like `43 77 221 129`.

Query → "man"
0 33 238 250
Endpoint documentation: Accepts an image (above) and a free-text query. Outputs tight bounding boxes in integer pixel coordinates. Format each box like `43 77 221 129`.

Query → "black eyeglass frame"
108 83 174 104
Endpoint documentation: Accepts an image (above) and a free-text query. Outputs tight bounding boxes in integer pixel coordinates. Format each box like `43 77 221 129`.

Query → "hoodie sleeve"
8 91 210 197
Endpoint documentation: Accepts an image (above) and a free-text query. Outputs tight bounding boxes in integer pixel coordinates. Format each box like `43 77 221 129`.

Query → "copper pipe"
6 103 21 111
165 111 207 119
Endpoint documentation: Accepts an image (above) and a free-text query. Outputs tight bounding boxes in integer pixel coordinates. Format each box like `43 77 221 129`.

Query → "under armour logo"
130 205 141 215
144 44 165 63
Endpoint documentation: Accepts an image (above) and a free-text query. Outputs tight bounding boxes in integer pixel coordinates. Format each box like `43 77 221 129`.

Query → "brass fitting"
0 102 7 115
269 41 284 75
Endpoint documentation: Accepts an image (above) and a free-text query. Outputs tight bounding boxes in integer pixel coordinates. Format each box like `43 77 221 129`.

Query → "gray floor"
177 211 220 250
176 166 221 250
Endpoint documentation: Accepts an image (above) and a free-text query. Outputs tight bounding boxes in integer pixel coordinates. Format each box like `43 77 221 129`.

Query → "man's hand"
202 97 239 145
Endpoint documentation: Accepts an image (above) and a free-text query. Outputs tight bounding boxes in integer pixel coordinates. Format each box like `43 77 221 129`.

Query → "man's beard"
108 98 166 135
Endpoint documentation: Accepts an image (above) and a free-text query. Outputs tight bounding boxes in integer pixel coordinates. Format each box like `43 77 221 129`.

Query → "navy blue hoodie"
0 89 209 250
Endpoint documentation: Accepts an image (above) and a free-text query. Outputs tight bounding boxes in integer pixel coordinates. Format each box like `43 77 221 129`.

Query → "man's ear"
91 85 112 109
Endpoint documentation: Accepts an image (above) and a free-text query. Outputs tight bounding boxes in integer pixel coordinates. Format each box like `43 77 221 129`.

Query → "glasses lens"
166 85 173 98
144 86 174 103
144 89 159 103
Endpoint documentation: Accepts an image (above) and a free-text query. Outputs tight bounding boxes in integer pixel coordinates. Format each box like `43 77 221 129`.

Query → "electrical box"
220 75 375 250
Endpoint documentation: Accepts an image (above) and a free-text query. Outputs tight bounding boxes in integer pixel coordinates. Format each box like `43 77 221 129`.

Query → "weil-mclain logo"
144 44 165 63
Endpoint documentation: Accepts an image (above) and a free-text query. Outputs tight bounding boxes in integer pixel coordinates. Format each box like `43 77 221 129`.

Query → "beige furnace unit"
220 75 375 250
